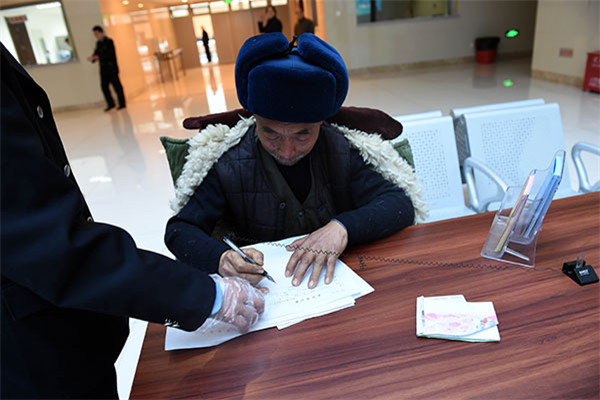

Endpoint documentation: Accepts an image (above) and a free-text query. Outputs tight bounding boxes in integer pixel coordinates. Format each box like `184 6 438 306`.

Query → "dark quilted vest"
214 123 353 242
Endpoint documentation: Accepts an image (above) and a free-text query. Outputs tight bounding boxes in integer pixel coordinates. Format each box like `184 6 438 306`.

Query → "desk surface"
131 193 599 399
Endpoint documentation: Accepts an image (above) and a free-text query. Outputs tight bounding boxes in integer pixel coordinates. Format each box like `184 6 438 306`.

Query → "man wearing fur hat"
165 33 425 290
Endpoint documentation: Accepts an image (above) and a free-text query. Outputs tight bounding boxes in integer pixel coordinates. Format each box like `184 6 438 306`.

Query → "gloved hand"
199 276 267 334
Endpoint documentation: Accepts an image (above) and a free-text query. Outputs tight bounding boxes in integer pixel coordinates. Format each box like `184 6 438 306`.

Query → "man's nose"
279 140 296 159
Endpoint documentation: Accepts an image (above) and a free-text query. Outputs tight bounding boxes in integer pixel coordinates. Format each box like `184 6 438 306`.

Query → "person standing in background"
87 25 126 112
258 5 282 34
202 27 212 63
294 3 314 36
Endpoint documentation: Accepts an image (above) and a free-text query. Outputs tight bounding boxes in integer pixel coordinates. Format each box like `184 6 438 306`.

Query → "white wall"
323 0 538 70
2 0 106 109
532 0 599 80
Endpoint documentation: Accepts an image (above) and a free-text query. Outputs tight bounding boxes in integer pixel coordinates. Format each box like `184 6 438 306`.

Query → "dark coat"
93 36 119 75
258 17 283 33
1 45 216 398
165 124 415 273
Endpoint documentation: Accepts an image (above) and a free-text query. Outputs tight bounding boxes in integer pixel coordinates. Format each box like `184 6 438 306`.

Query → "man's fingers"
285 249 304 277
226 251 263 274
232 314 251 333
308 255 326 289
235 262 264 274
325 256 336 284
292 253 315 287
239 273 264 286
243 248 264 266
253 291 266 313
238 306 260 328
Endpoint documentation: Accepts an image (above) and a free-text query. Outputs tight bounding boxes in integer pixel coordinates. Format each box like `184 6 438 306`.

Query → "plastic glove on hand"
200 276 267 334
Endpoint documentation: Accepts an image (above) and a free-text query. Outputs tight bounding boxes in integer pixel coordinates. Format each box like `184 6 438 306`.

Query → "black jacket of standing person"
258 17 283 33
93 35 119 74
0 45 218 398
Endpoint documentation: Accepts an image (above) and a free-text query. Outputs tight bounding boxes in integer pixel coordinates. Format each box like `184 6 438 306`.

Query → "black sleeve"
258 21 266 33
335 149 415 245
165 168 229 274
1 66 215 332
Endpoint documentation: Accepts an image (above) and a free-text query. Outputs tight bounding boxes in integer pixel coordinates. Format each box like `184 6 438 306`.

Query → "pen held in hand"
223 237 276 284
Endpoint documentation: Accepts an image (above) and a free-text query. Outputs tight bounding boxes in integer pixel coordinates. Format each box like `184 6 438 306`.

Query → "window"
191 2 210 14
170 5 190 18
356 0 458 24
251 0 268 9
209 2 229 13
0 1 75 65
230 0 250 11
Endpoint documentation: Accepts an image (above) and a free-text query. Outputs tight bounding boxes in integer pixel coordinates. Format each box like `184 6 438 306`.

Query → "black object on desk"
562 256 599 286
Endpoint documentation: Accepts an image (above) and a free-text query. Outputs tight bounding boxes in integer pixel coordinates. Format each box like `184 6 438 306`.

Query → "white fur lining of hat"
172 117 428 223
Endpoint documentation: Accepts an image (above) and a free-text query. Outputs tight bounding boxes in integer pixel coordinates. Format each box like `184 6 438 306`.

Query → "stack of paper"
416 295 500 342
165 236 374 350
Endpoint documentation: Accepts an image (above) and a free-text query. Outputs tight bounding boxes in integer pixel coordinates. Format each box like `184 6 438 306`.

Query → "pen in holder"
481 150 565 268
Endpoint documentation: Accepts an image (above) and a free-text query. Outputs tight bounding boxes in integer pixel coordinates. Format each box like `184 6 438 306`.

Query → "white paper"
166 236 374 350
416 295 500 342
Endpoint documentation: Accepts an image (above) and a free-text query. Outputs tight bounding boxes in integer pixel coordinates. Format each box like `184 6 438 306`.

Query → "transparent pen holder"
481 150 565 268
481 186 539 268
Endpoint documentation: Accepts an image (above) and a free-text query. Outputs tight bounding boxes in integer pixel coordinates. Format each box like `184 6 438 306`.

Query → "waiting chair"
451 99 545 165
394 110 442 122
393 114 474 222
572 142 600 193
461 103 576 213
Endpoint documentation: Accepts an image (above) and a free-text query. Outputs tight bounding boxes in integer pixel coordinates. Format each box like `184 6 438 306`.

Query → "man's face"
295 9 303 20
93 30 104 40
266 6 275 19
255 115 321 166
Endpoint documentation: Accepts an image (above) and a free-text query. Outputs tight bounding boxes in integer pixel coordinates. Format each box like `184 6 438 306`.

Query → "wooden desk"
131 194 599 399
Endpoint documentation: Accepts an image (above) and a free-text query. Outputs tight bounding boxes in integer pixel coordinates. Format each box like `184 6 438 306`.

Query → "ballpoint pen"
223 237 276 283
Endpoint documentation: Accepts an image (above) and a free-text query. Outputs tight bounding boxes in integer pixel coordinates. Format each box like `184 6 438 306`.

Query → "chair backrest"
394 110 442 122
452 99 545 164
393 114 466 221
462 103 573 203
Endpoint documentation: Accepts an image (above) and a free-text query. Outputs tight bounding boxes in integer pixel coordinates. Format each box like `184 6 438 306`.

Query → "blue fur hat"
235 33 349 123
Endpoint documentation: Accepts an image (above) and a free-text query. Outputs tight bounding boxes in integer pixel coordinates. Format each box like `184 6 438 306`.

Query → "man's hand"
218 248 265 286
285 220 348 289
200 276 267 333
86 55 98 63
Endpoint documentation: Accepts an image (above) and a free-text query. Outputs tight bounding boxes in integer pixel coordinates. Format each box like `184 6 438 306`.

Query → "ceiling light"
122 0 129 4
138 3 144 8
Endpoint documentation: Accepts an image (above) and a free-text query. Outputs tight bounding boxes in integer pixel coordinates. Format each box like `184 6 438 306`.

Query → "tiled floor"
51 57 599 399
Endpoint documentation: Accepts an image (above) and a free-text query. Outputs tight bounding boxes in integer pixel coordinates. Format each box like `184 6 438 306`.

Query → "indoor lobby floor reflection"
51 58 599 399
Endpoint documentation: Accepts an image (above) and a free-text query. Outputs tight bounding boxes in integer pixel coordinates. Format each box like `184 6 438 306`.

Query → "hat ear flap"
296 34 349 110
235 33 290 109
